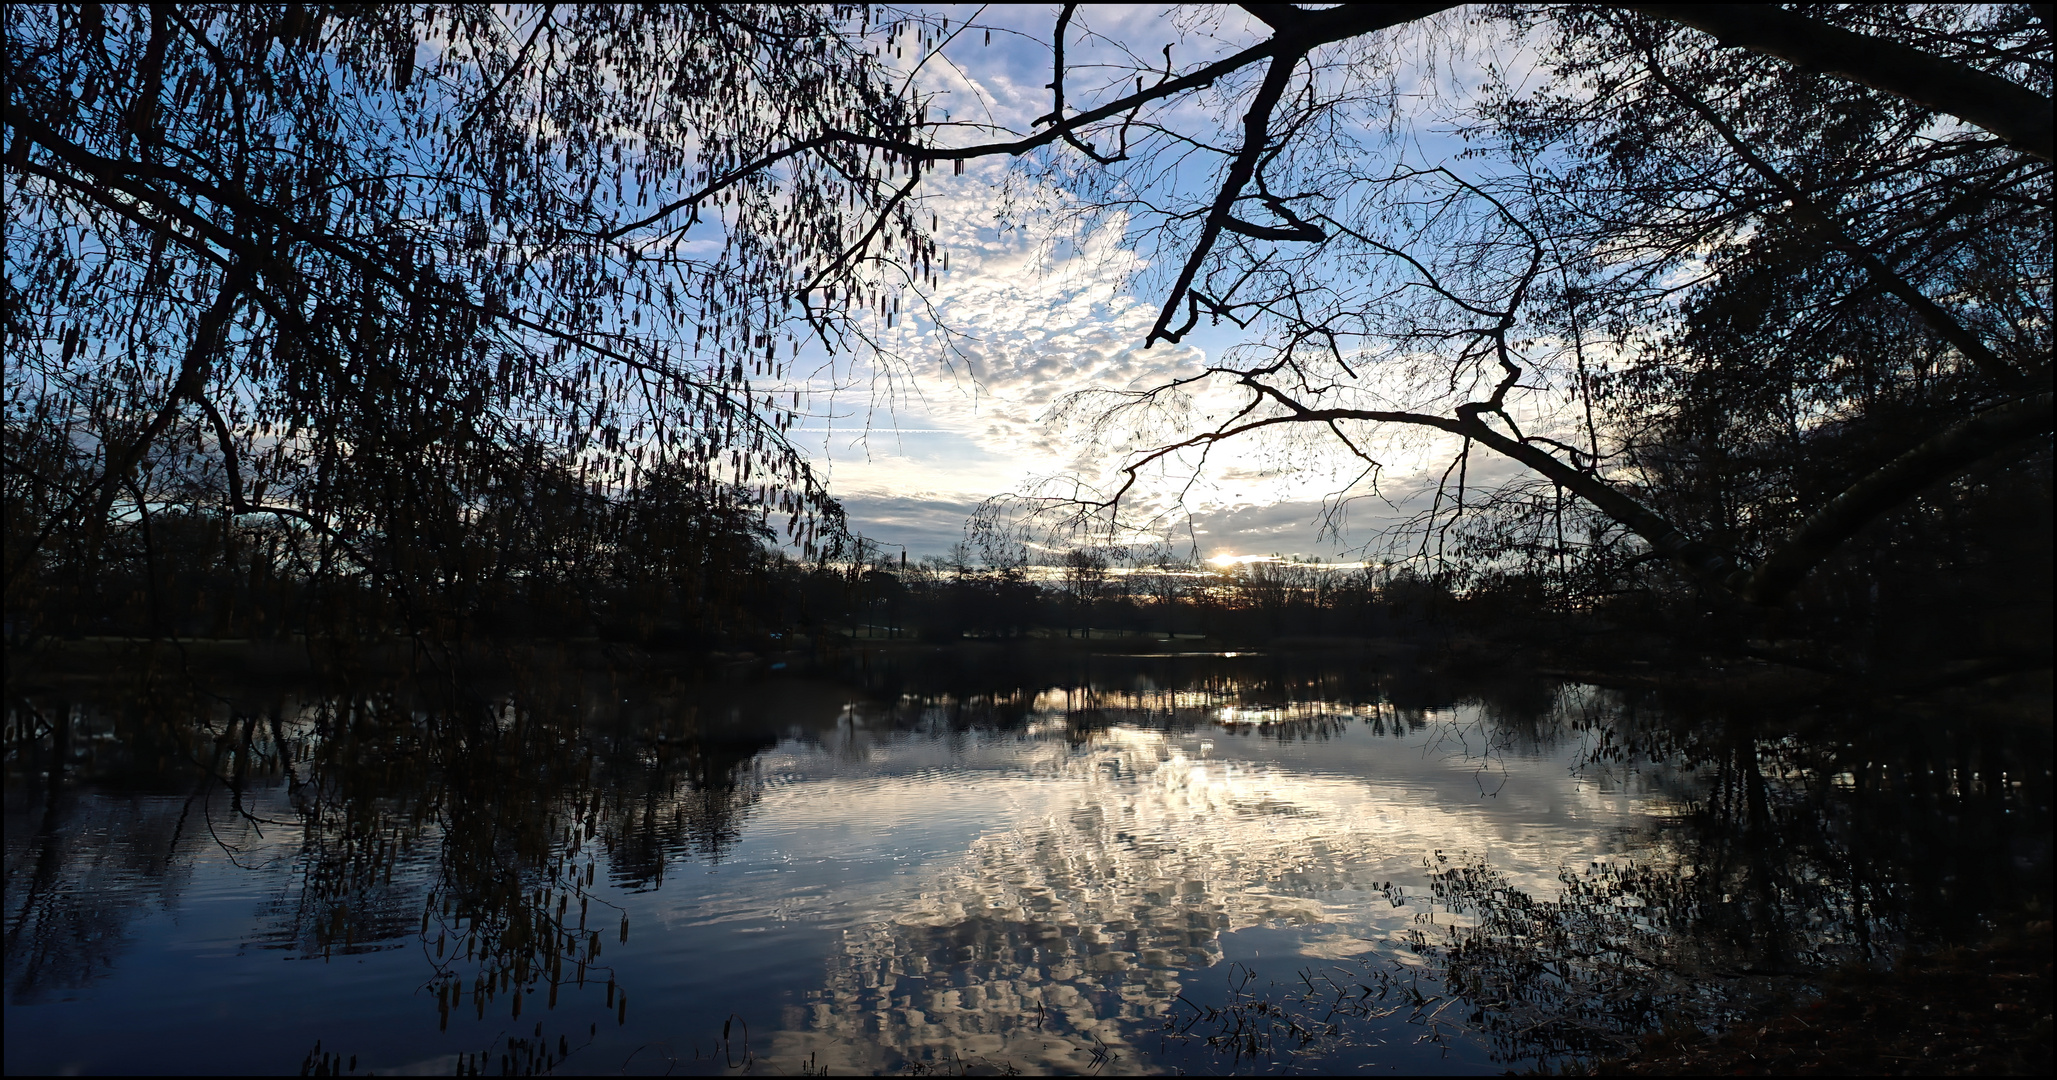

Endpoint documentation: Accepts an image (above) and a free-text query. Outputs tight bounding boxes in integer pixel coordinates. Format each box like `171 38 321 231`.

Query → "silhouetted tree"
581 4 2049 635
4 4 955 636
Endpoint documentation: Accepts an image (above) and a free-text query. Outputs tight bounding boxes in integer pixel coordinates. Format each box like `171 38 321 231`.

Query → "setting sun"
6 3 2042 1076
1207 553 1276 566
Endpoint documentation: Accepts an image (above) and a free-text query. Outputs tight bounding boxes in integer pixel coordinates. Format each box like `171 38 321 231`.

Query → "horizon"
769 4 1534 563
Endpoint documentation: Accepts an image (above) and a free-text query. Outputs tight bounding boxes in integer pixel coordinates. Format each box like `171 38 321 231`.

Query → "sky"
765 5 1542 564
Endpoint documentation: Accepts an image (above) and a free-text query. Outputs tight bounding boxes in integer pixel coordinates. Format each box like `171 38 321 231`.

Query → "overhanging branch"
1624 4 2055 162
1742 391 2054 605
1444 413 1743 591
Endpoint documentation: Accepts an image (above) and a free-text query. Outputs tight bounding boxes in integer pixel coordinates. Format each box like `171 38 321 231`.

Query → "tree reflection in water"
4 653 2048 1074
6 697 200 1003
6 664 819 1072
1421 690 2051 1067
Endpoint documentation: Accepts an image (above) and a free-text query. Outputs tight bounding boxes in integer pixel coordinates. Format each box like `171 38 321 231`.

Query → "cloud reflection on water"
706 700 1682 1073
12 658 2028 1075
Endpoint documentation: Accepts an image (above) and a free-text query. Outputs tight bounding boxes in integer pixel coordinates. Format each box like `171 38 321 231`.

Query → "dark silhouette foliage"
7 4 2048 667
3 4 961 641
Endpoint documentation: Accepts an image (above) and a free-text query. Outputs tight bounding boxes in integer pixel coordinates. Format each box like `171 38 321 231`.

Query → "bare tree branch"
1637 49 2033 386
1625 3 2055 162
1742 391 2054 605
1148 50 1307 346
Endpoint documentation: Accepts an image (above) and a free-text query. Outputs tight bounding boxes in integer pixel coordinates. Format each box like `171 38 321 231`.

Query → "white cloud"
786 7 1581 560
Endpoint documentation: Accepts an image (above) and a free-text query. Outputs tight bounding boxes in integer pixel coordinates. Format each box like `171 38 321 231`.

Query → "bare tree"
602 3 2048 614
15 5 2044 638
3 4 957 633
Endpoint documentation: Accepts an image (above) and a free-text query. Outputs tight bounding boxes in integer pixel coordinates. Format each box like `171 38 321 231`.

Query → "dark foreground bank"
1592 922 2052 1076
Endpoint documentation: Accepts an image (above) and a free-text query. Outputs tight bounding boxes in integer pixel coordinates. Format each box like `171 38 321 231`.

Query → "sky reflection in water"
5 653 2041 1075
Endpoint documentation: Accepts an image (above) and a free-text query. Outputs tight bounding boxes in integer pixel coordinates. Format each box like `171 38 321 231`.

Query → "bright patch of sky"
765 5 1559 562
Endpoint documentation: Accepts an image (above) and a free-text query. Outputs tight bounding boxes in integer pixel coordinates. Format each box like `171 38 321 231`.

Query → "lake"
5 643 2047 1074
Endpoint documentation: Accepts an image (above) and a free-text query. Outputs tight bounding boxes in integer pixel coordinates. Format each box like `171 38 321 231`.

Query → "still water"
5 646 2047 1074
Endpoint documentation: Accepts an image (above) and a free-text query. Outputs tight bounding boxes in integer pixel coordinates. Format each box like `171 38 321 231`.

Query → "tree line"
6 5 889 642
7 5 2048 674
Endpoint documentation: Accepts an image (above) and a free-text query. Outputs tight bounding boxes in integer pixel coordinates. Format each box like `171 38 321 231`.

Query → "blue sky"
761 5 1542 562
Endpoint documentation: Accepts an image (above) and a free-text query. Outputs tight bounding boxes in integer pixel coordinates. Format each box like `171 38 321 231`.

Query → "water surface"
5 647 2045 1074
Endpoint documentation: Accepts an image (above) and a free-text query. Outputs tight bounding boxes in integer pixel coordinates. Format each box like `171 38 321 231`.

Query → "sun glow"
1206 553 1383 570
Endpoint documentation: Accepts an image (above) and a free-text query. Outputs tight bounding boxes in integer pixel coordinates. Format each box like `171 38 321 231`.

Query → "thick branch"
604 2 2034 254
83 263 252 567
1221 214 1325 242
1147 51 1303 346
1123 379 1741 590
1624 3 2055 162
1447 413 1742 590
1110 374 2046 607
198 394 372 570
605 4 1457 242
1742 392 2054 605
1035 3 1120 166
